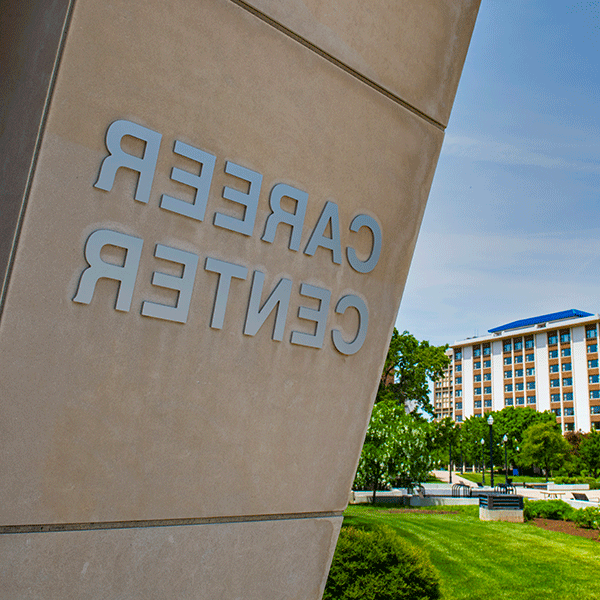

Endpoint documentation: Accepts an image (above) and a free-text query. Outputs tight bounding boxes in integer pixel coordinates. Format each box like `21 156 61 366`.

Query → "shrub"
323 526 441 600
573 507 600 530
523 499 575 522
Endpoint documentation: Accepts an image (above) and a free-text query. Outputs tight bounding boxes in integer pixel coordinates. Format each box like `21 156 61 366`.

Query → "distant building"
433 310 600 433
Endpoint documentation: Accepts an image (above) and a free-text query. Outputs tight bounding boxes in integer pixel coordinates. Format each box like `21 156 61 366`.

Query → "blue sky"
395 0 600 347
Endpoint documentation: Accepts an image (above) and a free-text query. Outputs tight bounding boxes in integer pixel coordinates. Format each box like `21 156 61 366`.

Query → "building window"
516 396 525 405
505 384 513 392
549 364 559 373
590 374 599 384
591 405 600 414
552 408 561 417
503 342 512 353
514 355 523 364
527 395 536 404
455 364 462 372
455 351 462 360
456 415 463 422
563 377 573 386
587 328 597 339
483 373 491 381
455 402 462 409
591 390 600 400
589 359 599 369
525 339 534 349
483 346 491 356
525 354 534 362
549 349 558 358
504 357 512 365
484 399 492 407
484 360 491 368
474 400 482 408
474 348 481 357
504 370 512 379
526 368 535 376
565 423 575 431
474 361 481 369
484 386 492 394
474 387 481 395
564 407 574 416
505 398 514 406
548 335 558 345
514 340 523 351
455 377 462 384
515 382 524 391
551 393 560 402
515 369 523 377
550 379 560 388
563 392 573 401
561 332 571 343
527 381 536 390
561 348 571 357
455 390 462 397
588 344 598 354
474 374 481 382
562 363 572 372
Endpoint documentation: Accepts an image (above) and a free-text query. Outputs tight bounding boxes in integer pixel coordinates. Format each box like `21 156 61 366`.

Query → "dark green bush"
323 526 441 600
523 499 576 522
573 507 600 530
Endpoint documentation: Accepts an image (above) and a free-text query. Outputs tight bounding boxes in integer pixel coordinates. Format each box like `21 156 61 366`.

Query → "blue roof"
488 310 593 333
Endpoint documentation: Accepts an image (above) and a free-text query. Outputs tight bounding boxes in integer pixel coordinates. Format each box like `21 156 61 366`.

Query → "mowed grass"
343 505 600 600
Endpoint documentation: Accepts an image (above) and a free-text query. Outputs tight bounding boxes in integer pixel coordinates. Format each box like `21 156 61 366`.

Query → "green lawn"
342 505 600 600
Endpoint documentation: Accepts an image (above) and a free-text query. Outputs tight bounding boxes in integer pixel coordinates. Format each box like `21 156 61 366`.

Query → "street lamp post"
480 438 485 486
488 415 494 489
503 434 508 485
449 439 453 484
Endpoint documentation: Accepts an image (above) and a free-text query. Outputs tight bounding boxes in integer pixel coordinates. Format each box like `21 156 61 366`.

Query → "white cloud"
442 135 600 174
396 228 600 346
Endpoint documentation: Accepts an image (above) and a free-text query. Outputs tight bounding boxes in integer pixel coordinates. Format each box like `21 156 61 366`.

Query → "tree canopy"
378 329 450 415
579 430 600 478
354 400 433 500
519 421 571 481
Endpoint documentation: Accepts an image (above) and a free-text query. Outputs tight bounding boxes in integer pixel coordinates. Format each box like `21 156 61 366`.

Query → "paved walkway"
431 470 600 502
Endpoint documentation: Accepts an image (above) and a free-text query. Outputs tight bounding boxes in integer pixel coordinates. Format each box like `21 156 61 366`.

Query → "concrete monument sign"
1 0 480 597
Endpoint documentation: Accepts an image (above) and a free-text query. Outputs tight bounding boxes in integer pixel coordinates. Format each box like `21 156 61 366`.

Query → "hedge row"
524 499 600 530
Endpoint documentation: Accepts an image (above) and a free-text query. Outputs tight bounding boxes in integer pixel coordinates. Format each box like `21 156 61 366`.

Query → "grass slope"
343 505 600 600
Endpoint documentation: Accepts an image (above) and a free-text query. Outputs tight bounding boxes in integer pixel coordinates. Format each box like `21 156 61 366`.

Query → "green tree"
378 329 450 414
519 421 571 481
579 430 600 478
354 402 433 501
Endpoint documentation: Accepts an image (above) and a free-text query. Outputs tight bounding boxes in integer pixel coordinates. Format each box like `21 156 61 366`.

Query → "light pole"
503 434 508 485
488 415 494 489
449 438 453 484
480 437 485 485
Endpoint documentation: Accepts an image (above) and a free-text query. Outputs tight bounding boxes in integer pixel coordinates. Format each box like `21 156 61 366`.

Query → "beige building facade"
1 1 480 597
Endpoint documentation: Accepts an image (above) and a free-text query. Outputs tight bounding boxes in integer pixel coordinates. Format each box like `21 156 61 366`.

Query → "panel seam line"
228 0 445 131
0 510 344 534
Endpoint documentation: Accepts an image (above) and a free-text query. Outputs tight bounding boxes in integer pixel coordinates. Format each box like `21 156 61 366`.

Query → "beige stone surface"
0 516 342 599
239 0 481 126
0 0 446 525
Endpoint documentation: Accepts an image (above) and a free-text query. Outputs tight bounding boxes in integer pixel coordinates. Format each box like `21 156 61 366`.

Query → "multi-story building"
433 310 600 432
433 349 454 420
